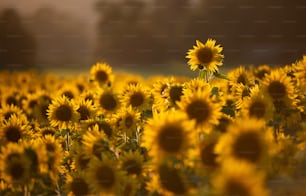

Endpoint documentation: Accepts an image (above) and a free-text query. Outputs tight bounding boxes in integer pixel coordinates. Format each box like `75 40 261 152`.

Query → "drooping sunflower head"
142 111 195 162
212 160 269 196
47 96 80 129
215 117 275 165
90 62 114 87
186 39 224 72
177 88 222 132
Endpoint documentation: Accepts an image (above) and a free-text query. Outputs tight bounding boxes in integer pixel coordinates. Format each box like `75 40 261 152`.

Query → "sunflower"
112 106 141 138
0 114 31 144
81 118 115 138
87 157 125 195
90 62 114 87
146 161 191 196
120 83 151 112
57 84 80 100
21 92 39 116
75 98 96 121
233 83 252 109
119 150 145 178
186 39 224 72
82 128 114 159
151 77 173 112
228 66 254 87
0 104 27 123
212 113 233 133
47 96 80 129
177 88 222 133
142 111 195 162
252 64 271 81
240 85 274 121
182 77 210 95
0 143 31 185
162 81 184 108
215 118 275 165
211 159 269 196
95 88 120 115
66 172 91 196
0 88 20 107
262 69 295 101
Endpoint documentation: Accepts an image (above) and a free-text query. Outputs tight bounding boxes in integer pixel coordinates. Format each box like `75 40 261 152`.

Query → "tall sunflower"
186 39 224 72
95 88 120 115
142 111 195 162
47 96 80 129
90 62 114 87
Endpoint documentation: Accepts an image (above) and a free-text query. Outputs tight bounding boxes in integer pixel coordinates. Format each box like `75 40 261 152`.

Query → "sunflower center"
96 70 108 83
197 47 213 64
123 159 142 176
77 105 90 120
46 143 56 152
225 179 250 196
5 126 21 143
29 100 38 109
200 141 218 167
233 131 263 163
249 101 266 119
77 154 90 170
215 116 231 133
98 121 113 137
169 86 183 104
158 124 184 153
100 93 117 111
40 103 49 120
95 165 115 189
129 92 144 107
9 161 26 181
62 91 74 100
237 74 248 85
55 105 73 122
70 177 89 196
124 115 134 128
256 70 269 79
158 164 186 194
6 96 18 106
186 99 211 124
267 81 287 99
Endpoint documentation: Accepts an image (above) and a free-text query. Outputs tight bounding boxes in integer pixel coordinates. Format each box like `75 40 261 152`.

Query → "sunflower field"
0 39 305 196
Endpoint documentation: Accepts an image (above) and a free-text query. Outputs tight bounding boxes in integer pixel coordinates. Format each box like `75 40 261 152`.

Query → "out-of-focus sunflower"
162 81 184 108
120 83 151 112
66 172 91 196
82 128 114 159
81 118 115 138
0 88 20 107
47 96 79 129
183 77 210 95
151 77 173 112
21 92 39 116
252 64 271 81
88 157 125 195
119 150 145 178
95 88 120 115
112 106 141 138
215 118 275 165
228 66 254 88
0 114 31 144
212 113 233 133
240 85 274 121
177 88 222 133
121 177 141 196
146 161 192 196
262 69 295 102
90 62 114 87
39 135 64 180
75 98 96 121
0 143 31 185
186 39 224 72
0 104 27 123
142 111 195 162
211 159 269 196
57 84 80 100
33 90 53 126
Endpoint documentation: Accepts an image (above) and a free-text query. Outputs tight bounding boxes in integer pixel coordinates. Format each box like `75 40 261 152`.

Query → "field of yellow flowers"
0 39 305 195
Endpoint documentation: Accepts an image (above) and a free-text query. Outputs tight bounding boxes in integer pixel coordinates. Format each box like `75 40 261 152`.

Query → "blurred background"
0 0 306 75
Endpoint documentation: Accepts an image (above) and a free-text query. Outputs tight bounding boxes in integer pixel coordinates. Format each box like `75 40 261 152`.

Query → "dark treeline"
94 0 306 68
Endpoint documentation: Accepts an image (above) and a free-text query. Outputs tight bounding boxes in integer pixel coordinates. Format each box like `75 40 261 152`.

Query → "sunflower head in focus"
47 96 80 129
90 62 114 87
186 39 224 72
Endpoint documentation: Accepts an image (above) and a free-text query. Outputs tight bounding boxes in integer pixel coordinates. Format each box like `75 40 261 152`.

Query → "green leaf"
213 72 230 81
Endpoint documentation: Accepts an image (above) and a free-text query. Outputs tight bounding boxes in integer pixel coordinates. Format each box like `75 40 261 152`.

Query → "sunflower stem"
66 130 70 151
